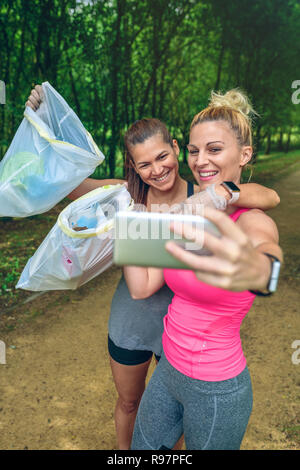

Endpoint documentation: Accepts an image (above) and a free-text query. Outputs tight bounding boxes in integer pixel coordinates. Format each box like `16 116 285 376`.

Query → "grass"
179 149 300 186
0 200 69 313
1 150 300 314
246 150 300 185
282 422 300 445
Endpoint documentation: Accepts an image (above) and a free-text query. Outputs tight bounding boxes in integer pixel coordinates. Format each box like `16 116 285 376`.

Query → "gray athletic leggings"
131 352 253 450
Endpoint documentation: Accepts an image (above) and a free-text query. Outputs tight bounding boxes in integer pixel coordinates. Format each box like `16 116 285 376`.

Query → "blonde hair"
190 88 258 148
190 88 258 181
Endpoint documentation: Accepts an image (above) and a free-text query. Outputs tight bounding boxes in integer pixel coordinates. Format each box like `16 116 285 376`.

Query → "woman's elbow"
128 286 153 300
66 189 78 201
271 190 280 208
130 291 150 300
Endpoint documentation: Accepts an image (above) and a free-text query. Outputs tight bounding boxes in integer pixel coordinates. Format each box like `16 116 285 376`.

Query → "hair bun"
209 88 258 120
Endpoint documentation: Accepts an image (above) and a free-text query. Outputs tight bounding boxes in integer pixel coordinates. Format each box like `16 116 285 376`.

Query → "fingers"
165 241 240 291
34 84 43 96
202 207 248 246
165 209 253 283
25 84 43 111
165 239 235 276
164 208 263 292
165 240 216 271
169 219 244 264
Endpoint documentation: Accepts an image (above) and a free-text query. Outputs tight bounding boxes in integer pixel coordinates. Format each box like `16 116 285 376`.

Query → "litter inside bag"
0 151 44 187
0 81 104 218
16 184 133 291
69 202 105 230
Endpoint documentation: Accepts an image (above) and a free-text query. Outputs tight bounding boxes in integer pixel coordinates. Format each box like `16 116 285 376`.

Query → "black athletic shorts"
108 335 161 366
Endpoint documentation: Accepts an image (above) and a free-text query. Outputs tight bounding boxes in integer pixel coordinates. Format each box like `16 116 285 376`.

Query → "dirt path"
0 167 299 450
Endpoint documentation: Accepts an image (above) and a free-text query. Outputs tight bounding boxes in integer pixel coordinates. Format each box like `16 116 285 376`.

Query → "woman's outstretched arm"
123 266 165 300
217 183 280 210
165 206 283 292
171 182 280 215
67 177 125 200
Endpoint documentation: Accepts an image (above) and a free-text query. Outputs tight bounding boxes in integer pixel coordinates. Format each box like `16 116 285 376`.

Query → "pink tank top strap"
229 207 250 222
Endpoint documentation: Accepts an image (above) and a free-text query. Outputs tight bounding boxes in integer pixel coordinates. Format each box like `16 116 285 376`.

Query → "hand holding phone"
113 210 221 269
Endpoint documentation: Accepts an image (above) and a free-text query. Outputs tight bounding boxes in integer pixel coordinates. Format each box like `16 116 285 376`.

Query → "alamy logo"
291 80 300 104
0 80 5 104
0 340 6 364
291 340 300 365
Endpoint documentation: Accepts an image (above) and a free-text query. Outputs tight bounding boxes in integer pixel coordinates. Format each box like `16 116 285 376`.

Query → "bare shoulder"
237 208 279 243
238 208 276 226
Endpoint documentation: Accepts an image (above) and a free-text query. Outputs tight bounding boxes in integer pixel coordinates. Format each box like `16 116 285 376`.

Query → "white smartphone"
113 210 221 269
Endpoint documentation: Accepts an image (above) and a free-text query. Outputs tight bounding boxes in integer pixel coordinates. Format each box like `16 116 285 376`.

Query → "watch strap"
228 192 240 204
221 182 240 204
249 253 281 296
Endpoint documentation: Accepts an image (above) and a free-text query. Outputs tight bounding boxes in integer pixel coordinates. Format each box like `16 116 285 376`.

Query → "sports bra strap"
187 181 194 197
230 207 250 221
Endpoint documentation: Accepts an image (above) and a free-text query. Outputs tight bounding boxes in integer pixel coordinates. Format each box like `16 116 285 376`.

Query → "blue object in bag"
75 215 98 229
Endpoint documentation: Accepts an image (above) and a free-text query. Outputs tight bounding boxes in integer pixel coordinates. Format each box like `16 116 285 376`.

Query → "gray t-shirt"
108 181 194 356
108 274 174 356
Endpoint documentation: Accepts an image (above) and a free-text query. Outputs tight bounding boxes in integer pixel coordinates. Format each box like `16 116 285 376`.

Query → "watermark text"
291 80 300 104
0 340 6 364
0 80 5 104
291 340 300 365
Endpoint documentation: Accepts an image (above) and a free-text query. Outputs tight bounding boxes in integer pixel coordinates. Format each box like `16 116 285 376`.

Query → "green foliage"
0 0 300 174
0 256 20 295
0 200 68 310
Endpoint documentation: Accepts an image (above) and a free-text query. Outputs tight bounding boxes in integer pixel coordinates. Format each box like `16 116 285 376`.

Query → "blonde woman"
124 89 283 450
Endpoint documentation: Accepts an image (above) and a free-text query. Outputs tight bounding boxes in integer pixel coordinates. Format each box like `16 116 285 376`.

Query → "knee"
118 396 141 415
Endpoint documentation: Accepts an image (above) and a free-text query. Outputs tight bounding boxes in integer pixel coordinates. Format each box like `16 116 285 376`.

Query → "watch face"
223 181 240 192
268 258 281 292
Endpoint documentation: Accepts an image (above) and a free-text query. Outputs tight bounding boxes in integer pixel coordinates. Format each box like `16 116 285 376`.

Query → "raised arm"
67 177 125 200
123 266 165 299
171 182 280 215
25 85 125 201
165 206 283 293
216 183 280 210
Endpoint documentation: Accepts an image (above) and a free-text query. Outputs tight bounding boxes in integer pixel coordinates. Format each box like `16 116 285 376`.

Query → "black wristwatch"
221 181 240 204
249 253 281 296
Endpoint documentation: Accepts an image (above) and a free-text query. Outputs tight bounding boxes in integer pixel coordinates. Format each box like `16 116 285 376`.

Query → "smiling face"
187 120 253 190
130 134 180 191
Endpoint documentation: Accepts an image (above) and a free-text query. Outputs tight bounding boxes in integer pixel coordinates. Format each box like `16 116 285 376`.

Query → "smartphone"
113 210 221 269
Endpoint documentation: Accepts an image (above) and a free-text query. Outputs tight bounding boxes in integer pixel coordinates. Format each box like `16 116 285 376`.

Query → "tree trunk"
265 131 271 155
66 53 81 116
277 128 283 151
182 145 187 164
285 131 291 153
108 0 124 177
215 42 225 90
255 123 262 154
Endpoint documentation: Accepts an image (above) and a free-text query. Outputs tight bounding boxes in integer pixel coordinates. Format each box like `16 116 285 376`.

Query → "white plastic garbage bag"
0 81 104 217
16 184 133 291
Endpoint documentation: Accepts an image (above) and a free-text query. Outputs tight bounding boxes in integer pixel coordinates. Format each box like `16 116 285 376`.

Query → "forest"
1 0 300 178
1 1 300 451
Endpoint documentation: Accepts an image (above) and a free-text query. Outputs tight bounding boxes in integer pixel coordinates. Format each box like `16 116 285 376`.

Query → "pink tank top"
162 208 256 381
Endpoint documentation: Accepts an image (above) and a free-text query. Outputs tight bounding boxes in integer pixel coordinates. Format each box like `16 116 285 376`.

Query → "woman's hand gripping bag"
0 81 104 217
16 184 133 291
